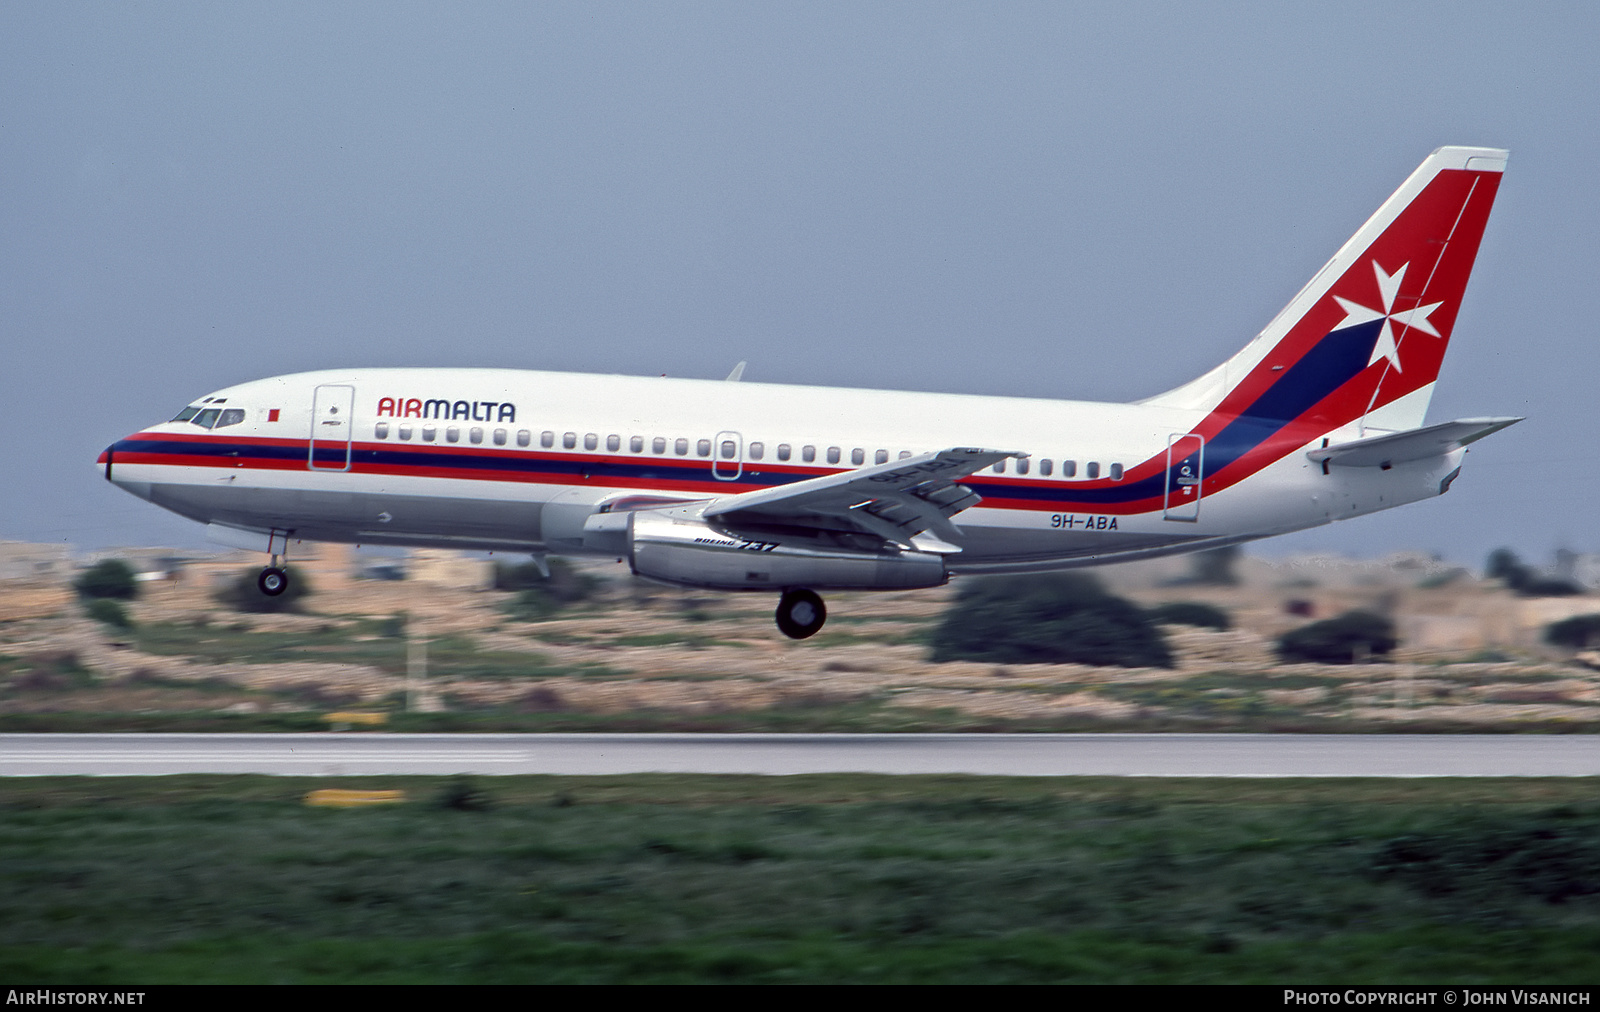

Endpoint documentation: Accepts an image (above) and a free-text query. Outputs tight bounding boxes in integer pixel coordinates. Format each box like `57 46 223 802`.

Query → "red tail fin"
1145 146 1506 437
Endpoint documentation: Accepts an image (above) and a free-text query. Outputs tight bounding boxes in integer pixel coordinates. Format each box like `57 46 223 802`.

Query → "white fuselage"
102 367 1461 575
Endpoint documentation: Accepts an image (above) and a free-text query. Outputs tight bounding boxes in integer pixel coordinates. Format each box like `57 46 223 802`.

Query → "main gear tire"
775 588 826 640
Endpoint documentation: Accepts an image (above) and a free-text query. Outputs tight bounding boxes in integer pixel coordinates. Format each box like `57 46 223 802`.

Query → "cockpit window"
177 405 247 429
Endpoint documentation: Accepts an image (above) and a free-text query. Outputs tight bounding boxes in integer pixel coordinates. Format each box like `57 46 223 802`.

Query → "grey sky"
3 2 1594 567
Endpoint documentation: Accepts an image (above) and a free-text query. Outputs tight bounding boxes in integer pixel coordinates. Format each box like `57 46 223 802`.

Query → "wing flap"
1307 417 1522 468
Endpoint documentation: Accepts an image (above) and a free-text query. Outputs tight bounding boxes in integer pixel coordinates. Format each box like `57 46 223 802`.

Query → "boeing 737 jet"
101 146 1518 638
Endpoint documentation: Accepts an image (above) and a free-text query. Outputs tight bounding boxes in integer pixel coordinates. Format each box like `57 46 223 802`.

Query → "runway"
1 733 1597 777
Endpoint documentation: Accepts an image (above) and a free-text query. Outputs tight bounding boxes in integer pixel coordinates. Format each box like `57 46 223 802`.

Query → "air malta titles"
376 397 517 423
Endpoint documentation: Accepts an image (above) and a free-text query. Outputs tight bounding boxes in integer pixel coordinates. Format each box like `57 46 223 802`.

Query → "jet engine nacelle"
624 512 947 592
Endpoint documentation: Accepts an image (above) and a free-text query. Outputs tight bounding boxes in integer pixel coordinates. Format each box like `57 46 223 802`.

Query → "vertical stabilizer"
1142 147 1506 440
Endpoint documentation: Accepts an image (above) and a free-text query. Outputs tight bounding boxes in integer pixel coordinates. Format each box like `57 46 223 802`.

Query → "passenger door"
309 384 355 471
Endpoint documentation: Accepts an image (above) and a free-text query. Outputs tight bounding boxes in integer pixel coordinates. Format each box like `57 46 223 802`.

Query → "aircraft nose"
99 438 153 500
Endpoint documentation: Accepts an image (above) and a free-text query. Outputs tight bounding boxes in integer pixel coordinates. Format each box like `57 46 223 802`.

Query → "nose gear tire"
258 567 289 597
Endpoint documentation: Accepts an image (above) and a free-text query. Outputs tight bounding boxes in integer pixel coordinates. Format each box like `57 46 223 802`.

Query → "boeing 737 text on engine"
101 147 1520 638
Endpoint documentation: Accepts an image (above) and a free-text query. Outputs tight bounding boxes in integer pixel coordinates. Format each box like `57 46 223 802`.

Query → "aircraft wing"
701 447 1020 551
1307 417 1523 468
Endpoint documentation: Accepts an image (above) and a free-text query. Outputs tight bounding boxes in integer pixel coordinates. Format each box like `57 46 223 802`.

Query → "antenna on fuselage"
724 361 747 382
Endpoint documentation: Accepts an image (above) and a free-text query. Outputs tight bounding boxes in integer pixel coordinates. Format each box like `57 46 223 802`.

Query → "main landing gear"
775 588 826 640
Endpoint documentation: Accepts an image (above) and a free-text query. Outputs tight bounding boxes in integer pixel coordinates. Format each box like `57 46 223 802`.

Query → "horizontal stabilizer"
1307 417 1522 468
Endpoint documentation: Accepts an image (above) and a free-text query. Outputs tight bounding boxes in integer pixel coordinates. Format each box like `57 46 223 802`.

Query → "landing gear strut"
775 588 826 640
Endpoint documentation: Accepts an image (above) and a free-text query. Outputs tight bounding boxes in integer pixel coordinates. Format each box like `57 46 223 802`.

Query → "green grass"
0 651 98 694
2 775 1600 982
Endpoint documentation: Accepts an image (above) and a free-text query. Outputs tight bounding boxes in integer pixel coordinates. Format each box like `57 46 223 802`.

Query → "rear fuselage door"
1163 433 1204 521
309 384 355 471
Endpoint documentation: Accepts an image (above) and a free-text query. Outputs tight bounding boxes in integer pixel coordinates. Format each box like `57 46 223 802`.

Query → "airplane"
100 146 1518 639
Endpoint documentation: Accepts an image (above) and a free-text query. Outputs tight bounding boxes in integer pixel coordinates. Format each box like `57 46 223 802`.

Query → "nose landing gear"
258 566 289 596
258 545 290 598
775 588 826 640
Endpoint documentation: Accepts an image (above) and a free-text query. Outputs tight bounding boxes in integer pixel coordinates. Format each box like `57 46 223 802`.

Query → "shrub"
929 573 1173 668
1415 568 1467 590
1485 547 1524 584
1518 577 1583 597
1369 809 1600 903
1485 548 1582 597
1147 601 1231 631
217 566 311 613
500 558 597 621
436 776 494 812
1277 610 1397 664
1187 545 1241 586
74 559 138 600
84 598 131 628
1545 614 1600 650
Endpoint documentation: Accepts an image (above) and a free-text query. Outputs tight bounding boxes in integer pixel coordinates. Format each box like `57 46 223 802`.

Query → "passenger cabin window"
875 449 888 464
851 448 864 465
630 436 644 453
695 439 710 457
493 428 506 446
563 432 576 449
1039 459 1052 476
826 447 841 464
749 442 764 460
399 424 413 440
1063 460 1077 478
1017 457 1029 475
584 433 597 450
1109 463 1124 480
899 450 912 459
777 444 791 461
516 430 530 447
375 422 390 439
541 431 554 448
674 438 688 455
446 426 460 443
422 425 436 442
653 437 667 454
1087 462 1100 479
802 445 816 463
606 434 620 452
470 427 483 444
993 461 1005 474
720 440 736 459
